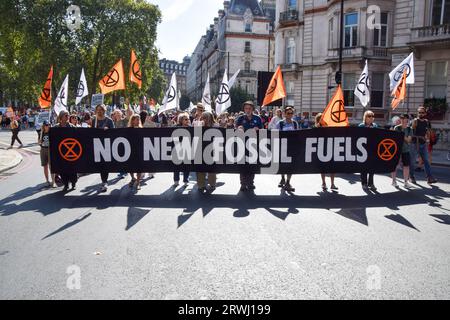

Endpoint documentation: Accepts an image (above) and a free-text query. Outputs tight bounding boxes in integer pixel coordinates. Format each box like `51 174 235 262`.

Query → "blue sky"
149 0 224 62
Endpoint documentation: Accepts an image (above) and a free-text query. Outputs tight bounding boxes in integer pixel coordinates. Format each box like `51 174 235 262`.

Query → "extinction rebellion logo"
377 139 397 161
59 138 83 162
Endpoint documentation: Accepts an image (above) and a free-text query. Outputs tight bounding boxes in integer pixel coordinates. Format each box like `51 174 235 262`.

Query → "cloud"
163 0 195 22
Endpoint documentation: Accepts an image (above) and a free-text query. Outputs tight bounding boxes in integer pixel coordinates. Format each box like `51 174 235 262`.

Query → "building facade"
159 57 191 95
274 0 450 128
187 0 276 102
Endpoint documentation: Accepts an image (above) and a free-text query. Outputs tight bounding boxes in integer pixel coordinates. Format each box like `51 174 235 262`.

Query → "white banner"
54 75 69 116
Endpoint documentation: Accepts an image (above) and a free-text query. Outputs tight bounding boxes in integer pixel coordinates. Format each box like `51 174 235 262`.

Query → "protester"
313 113 338 191
92 104 115 192
391 114 412 189
192 103 205 127
173 113 191 186
235 101 263 192
409 106 437 185
268 109 282 130
276 107 299 192
69 114 80 127
359 111 378 191
81 113 92 128
38 120 55 188
196 111 217 194
112 109 128 128
226 116 235 129
128 114 143 191
7 117 23 149
55 110 78 191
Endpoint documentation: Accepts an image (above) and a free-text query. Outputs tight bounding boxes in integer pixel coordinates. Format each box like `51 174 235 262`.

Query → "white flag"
354 60 370 108
54 75 69 116
216 70 231 114
202 73 212 112
389 53 415 91
159 72 178 114
75 68 89 105
188 101 195 113
228 69 240 88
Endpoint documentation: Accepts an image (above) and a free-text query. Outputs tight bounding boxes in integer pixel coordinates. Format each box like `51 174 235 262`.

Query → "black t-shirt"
413 119 431 144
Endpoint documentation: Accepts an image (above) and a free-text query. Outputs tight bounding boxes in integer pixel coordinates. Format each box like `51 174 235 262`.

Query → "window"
370 73 385 108
426 61 448 99
344 13 358 47
245 23 252 32
287 0 297 10
245 41 251 53
343 73 356 107
328 18 334 49
431 0 450 25
245 61 251 72
373 13 388 47
286 37 296 64
286 81 295 106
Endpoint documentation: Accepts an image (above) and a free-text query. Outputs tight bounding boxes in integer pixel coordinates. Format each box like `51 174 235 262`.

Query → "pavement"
0 149 23 173
0 130 449 300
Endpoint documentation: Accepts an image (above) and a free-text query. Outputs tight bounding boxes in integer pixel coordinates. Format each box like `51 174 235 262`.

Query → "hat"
196 103 204 110
43 120 49 126
243 100 255 108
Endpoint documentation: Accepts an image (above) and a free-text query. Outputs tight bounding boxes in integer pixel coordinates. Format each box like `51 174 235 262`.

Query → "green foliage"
424 98 448 114
0 0 165 107
229 87 255 113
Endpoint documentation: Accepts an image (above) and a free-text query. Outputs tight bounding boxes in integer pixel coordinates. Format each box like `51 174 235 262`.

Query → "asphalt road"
0 130 449 300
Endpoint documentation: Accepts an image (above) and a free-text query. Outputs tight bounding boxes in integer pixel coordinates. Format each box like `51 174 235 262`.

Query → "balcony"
327 47 365 60
281 63 300 73
240 70 257 77
279 10 302 27
410 24 450 46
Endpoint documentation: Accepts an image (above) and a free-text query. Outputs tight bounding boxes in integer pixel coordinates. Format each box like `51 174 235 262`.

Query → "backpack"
278 120 299 131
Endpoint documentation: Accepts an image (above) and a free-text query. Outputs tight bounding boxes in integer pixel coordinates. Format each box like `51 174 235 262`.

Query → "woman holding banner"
173 113 191 186
128 114 143 191
92 104 115 193
391 114 412 189
196 112 217 194
359 111 378 192
314 113 338 192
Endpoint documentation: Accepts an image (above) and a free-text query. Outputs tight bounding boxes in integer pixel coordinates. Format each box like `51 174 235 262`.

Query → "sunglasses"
419 112 426 114
367 115 375 118
286 112 294 115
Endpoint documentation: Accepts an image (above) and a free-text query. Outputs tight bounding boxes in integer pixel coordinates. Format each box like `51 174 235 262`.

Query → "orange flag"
391 70 407 110
320 85 349 127
38 66 53 109
262 66 286 107
99 59 126 94
130 49 142 89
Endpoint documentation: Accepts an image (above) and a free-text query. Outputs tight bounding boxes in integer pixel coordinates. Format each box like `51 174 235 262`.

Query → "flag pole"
336 0 344 85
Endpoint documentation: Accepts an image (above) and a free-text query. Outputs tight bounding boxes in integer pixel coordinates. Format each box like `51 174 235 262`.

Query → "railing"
279 10 299 24
240 70 257 77
411 24 450 41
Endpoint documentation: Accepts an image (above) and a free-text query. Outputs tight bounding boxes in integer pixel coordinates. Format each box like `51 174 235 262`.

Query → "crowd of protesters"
1 102 440 195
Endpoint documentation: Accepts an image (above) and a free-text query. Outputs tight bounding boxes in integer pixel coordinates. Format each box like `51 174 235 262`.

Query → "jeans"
361 173 374 186
240 173 255 187
11 129 22 146
100 172 109 184
174 172 190 183
410 143 433 179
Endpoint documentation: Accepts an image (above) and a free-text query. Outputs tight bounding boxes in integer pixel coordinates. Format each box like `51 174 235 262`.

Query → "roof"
229 0 265 17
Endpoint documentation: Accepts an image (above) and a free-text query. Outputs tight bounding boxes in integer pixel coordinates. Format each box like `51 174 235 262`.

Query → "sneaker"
369 184 378 192
50 182 56 188
392 181 399 187
322 184 328 191
410 177 417 184
248 184 256 190
173 181 180 186
62 185 69 192
284 183 295 192
198 187 206 194
428 177 438 185
331 184 339 191
404 181 412 189
362 184 369 191
71 184 76 190
100 183 108 193
278 179 286 188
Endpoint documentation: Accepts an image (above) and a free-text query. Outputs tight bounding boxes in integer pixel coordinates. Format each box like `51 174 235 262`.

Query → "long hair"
363 110 375 125
201 111 215 128
128 114 142 128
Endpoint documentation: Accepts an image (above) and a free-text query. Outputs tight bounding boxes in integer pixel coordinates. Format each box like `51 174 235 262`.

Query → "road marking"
0 141 40 155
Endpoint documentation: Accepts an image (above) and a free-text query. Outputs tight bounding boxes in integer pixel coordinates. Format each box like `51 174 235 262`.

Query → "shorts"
400 152 411 167
40 148 50 166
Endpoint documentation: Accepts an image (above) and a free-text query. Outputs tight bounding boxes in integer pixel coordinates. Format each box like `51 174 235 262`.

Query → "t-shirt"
40 131 50 148
412 119 431 144
276 120 299 131
395 125 412 153
93 117 115 129
235 114 263 130
358 123 378 128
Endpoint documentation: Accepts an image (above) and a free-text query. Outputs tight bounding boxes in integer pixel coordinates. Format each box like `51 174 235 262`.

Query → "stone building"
186 0 276 102
159 56 191 95
274 0 450 128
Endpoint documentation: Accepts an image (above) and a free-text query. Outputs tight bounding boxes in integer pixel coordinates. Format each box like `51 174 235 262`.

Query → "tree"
0 0 165 108
229 87 255 113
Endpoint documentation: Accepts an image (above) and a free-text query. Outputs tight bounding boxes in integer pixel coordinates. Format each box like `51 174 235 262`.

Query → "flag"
76 68 89 105
216 70 231 114
54 75 69 116
99 59 126 94
391 70 407 110
320 85 349 127
130 49 142 89
202 73 212 111
159 72 178 114
188 101 195 113
228 69 240 88
262 66 286 107
38 66 53 109
389 52 415 91
355 60 370 107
